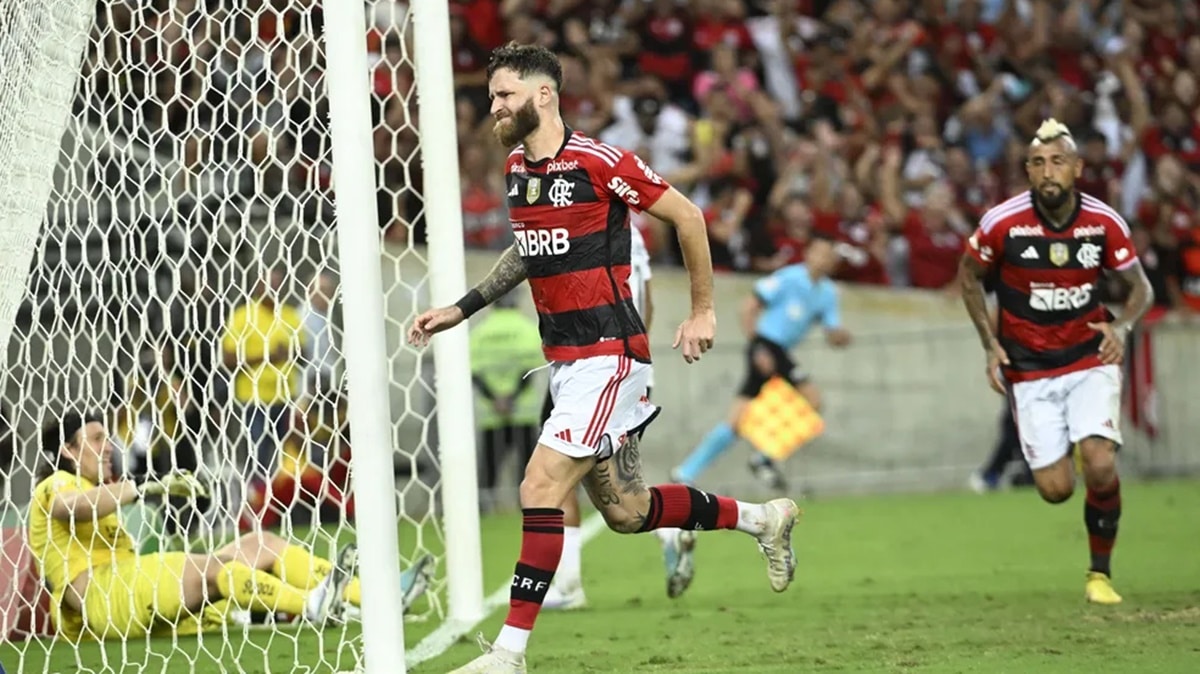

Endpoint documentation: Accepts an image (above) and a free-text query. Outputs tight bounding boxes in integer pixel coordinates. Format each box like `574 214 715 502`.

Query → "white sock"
556 526 583 585
735 501 769 536
495 624 531 653
655 527 679 545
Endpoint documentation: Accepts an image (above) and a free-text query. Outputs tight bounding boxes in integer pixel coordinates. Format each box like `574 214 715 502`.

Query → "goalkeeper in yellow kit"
27 412 430 640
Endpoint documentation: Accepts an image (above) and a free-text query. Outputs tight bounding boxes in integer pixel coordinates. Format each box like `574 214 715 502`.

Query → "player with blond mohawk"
958 119 1154 604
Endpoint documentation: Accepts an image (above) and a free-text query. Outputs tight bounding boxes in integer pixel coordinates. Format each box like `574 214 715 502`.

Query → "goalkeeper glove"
139 470 210 499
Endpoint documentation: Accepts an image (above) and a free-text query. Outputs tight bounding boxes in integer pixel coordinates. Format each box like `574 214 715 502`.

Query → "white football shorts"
1009 364 1123 471
539 355 659 460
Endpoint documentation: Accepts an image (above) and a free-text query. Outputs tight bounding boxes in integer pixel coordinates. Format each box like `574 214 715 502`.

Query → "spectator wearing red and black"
933 0 1001 102
452 0 506 51
942 144 1002 223
556 0 641 76
818 188 891 287
450 6 491 114
1137 155 1199 240
1126 223 1185 313
801 134 890 286
691 0 754 55
1142 100 1200 168
756 194 814 272
460 144 510 250
703 184 756 273
1076 129 1126 204
881 146 967 290
1175 210 1200 313
631 0 695 107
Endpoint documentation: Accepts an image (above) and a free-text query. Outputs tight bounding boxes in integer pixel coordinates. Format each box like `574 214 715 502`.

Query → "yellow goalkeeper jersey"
27 470 138 605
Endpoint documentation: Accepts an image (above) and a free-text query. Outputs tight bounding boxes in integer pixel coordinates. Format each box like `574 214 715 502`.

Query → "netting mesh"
2 2 444 671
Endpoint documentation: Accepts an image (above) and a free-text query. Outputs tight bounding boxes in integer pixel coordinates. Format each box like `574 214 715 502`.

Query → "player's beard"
1035 182 1071 210
493 98 540 149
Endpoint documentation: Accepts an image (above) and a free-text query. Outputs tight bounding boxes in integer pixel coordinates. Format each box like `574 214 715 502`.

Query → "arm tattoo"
958 255 995 350
475 244 528 303
1111 262 1155 332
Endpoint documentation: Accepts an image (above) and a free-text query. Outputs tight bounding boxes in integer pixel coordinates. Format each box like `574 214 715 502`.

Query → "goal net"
1 1 466 672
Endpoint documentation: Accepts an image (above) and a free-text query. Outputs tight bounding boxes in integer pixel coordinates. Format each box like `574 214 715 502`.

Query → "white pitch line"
405 512 607 669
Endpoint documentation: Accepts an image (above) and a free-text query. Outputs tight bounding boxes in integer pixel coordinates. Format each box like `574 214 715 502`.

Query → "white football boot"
447 634 527 674
755 498 800 592
660 528 697 599
304 542 356 624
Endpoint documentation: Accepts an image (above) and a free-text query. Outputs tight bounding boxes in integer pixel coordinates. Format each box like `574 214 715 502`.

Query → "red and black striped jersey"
505 129 669 363
966 190 1137 382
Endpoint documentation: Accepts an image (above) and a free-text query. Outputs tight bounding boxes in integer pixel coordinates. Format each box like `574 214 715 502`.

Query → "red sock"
637 484 739 532
1084 476 1121 575
504 508 564 630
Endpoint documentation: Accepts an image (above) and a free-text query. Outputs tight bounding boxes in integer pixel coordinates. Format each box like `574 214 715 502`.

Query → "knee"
1037 483 1074 504
1034 463 1075 504
1079 437 1117 488
518 469 560 509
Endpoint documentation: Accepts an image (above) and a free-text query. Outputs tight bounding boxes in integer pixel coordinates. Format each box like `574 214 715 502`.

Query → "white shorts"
1010 364 1123 471
539 355 659 460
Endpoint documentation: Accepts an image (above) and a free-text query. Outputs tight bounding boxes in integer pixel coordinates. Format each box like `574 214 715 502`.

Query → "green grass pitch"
4 479 1198 673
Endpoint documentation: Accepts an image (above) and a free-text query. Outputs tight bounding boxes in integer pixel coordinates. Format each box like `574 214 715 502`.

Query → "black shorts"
738 336 809 399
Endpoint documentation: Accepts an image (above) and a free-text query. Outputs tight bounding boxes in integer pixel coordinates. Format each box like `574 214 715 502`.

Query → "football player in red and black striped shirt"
408 44 800 673
959 119 1154 606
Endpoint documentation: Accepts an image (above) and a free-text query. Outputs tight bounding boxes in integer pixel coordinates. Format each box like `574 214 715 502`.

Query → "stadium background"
0 0 1198 503
0 0 1198 670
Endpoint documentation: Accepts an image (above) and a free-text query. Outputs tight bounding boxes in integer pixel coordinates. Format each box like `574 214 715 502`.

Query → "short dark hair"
36 411 104 481
487 42 563 92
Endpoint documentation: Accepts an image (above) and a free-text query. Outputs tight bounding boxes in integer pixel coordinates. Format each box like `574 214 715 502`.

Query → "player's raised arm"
407 243 528 347
644 187 715 363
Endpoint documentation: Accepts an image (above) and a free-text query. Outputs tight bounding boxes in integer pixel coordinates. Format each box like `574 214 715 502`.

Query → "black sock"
1084 478 1121 576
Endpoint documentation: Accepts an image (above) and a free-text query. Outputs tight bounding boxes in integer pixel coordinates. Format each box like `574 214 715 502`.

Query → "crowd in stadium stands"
444 0 1199 309
90 0 1199 308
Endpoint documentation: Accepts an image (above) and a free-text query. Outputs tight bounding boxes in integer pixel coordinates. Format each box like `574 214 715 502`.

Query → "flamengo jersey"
966 190 1137 382
505 129 669 363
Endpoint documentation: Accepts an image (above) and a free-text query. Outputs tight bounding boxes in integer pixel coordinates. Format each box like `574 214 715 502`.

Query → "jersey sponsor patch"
607 176 641 206
1029 282 1093 311
514 227 570 256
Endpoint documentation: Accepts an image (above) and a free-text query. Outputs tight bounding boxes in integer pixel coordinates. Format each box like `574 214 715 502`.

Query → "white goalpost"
324 0 407 670
0 1 483 673
411 0 486 629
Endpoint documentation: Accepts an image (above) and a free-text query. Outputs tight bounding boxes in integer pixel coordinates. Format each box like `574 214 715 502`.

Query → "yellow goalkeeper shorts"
77 552 212 640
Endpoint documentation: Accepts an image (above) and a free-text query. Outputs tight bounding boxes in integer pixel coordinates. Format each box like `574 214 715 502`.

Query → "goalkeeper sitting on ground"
27 412 431 640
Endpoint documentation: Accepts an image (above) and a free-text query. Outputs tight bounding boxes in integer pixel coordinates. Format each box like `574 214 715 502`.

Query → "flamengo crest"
548 177 575 207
